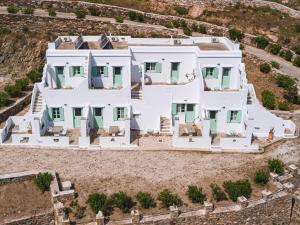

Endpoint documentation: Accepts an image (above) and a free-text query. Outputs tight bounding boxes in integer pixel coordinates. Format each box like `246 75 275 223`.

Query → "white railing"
29 84 39 114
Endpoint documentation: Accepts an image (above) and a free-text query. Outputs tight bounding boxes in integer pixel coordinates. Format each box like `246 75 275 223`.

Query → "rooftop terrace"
49 35 239 51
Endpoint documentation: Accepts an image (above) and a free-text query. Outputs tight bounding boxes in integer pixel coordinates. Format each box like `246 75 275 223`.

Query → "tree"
254 169 269 185
0 92 9 107
135 192 156 209
186 185 206 204
260 63 271 73
158 189 182 208
255 36 269 49
33 172 53 193
87 192 112 215
228 27 244 41
269 44 281 55
268 159 285 175
223 179 252 201
261 90 276 109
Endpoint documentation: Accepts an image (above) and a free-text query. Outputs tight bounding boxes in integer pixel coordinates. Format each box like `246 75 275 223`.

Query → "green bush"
261 90 276 109
0 91 9 107
74 8 87 19
296 23 300 33
111 192 134 213
210 183 227 202
88 6 100 16
268 159 285 175
115 16 124 23
276 74 295 90
270 61 280 69
135 192 156 209
269 43 282 55
183 27 192 36
254 169 269 185
21 7 34 15
172 20 181 28
48 8 56 17
7 5 19 14
278 101 289 111
136 13 144 22
197 25 207 34
255 36 269 49
223 179 252 202
0 27 11 35
26 70 41 82
4 84 22 97
174 5 189 15
260 63 271 73
186 185 206 204
293 56 300 67
158 189 182 208
87 192 112 215
239 43 245 50
280 50 293 62
293 45 300 55
33 172 53 193
128 11 137 20
15 78 29 91
228 27 244 41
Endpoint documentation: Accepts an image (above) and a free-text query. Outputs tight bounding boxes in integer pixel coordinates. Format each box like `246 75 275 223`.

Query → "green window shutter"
156 63 162 73
124 107 128 119
103 66 108 77
202 68 207 78
69 66 74 77
113 107 118 121
171 103 177 115
48 107 53 121
237 111 242 123
213 67 219 78
80 66 84 76
227 111 231 123
92 66 98 77
60 107 64 121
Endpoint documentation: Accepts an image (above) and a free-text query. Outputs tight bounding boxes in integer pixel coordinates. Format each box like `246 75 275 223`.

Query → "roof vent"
211 37 219 43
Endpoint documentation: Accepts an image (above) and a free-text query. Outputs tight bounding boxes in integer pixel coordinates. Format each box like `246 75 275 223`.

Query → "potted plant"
268 127 275 140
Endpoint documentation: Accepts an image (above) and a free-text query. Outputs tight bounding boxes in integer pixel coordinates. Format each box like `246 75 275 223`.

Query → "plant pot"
268 132 274 140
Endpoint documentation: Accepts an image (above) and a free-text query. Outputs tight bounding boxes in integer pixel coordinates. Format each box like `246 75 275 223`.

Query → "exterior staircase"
131 90 143 99
247 92 253 105
160 117 171 135
32 91 43 114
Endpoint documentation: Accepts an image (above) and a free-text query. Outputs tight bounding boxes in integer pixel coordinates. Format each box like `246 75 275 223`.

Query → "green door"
55 66 65 88
93 107 103 128
73 108 82 128
113 67 122 87
209 110 218 132
171 62 179 83
185 104 195 123
221 68 231 89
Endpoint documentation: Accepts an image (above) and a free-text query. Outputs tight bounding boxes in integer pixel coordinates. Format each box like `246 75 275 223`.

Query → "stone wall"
0 91 32 124
3 211 54 225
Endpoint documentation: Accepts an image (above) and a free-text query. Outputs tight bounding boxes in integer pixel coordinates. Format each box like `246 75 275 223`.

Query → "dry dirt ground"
0 179 52 223
0 138 299 220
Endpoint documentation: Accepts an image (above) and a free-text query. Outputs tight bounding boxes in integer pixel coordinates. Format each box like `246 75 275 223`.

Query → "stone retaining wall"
0 92 32 124
3 211 55 225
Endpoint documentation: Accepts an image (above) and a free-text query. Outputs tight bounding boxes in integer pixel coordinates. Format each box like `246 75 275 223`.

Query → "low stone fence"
0 91 32 124
2 210 55 225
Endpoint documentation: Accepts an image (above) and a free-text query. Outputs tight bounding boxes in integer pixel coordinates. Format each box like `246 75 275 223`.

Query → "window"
56 66 64 75
117 107 125 120
171 63 179 71
52 108 60 119
94 108 102 116
98 66 105 76
73 66 81 75
186 104 194 112
223 67 231 76
145 63 156 72
50 107 64 121
74 108 82 116
228 110 242 123
202 67 218 79
206 68 214 77
176 104 186 113
114 67 122 75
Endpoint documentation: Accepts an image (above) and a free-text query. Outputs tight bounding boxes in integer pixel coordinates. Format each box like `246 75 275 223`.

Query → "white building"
0 35 296 150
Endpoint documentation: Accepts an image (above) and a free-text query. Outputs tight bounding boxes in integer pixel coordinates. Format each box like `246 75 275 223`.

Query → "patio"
179 124 202 137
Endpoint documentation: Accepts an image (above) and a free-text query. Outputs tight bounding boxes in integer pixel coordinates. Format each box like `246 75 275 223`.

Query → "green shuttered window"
113 107 127 121
144 62 162 73
227 110 242 123
48 107 64 121
92 66 108 77
202 67 219 79
69 66 84 77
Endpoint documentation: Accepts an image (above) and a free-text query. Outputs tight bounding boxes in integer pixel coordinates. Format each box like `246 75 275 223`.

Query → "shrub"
128 11 137 20
210 183 227 202
172 20 181 28
74 8 87 19
4 84 22 97
254 169 270 185
271 61 280 69
33 172 53 193
269 43 282 55
158 189 182 208
174 5 189 15
276 74 295 90
260 63 271 73
296 23 300 33
293 45 300 55
255 36 269 49
197 25 207 34
115 16 124 23
87 192 112 215
26 70 41 82
268 159 285 175
239 43 245 50
15 78 29 91
186 185 206 204
223 179 252 202
21 7 34 15
0 27 11 35
88 6 99 16
7 5 19 14
48 8 56 17
228 27 244 41
183 27 192 36
278 101 289 111
0 91 9 107
261 90 276 109
137 13 144 22
111 192 134 213
280 50 293 62
70 200 86 219
180 20 187 28
293 56 300 67
135 192 156 209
